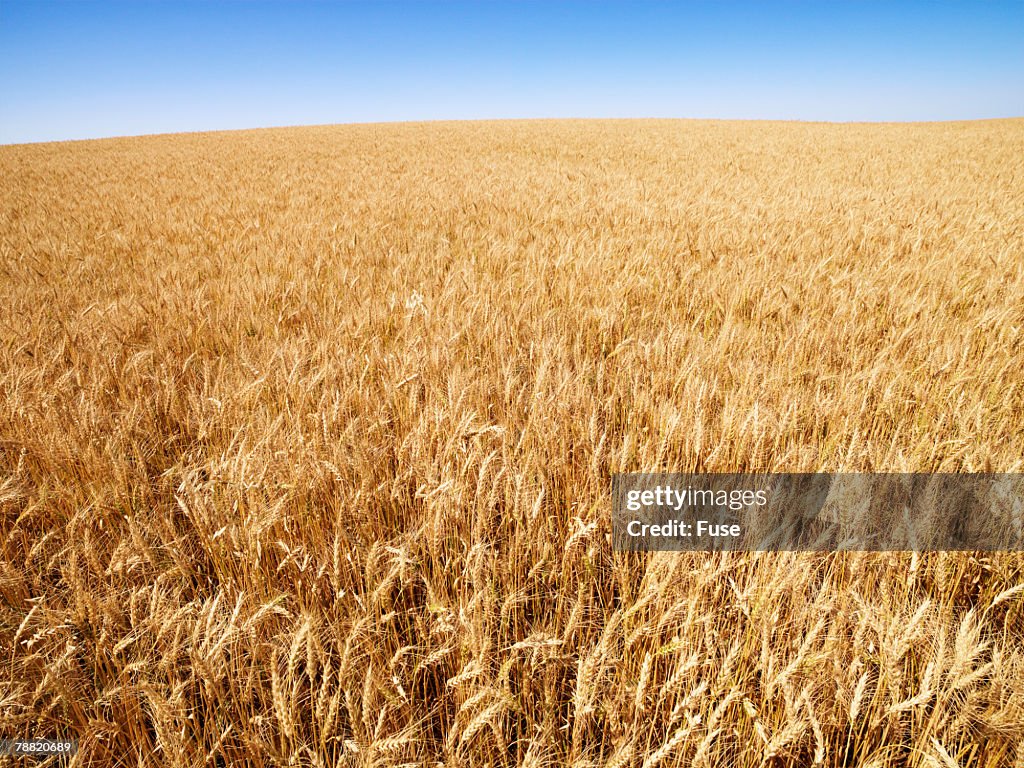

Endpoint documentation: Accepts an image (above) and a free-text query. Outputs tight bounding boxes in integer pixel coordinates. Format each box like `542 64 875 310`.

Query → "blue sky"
1 1 1022 144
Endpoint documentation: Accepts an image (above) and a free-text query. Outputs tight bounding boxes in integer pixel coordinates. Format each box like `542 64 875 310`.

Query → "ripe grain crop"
1 119 1023 767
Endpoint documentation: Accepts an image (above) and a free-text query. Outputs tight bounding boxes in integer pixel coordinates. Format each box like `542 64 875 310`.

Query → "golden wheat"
2 119 1024 766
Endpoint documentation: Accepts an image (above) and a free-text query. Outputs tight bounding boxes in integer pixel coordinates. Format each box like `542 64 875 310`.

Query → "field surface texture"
2 120 1024 767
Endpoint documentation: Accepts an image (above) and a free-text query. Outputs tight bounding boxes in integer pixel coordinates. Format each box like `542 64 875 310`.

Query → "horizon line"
4 114 1023 149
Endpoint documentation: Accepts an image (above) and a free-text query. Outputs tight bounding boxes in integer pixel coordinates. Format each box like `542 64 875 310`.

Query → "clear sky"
1 0 1022 144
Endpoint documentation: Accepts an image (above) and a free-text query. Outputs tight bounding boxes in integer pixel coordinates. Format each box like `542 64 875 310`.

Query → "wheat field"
2 119 1023 767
